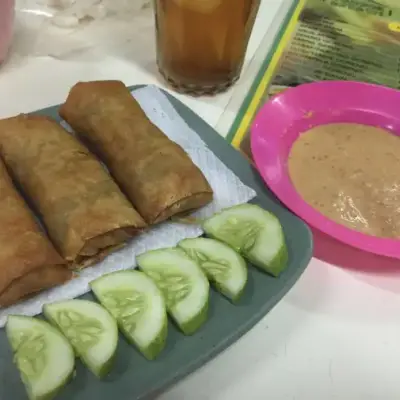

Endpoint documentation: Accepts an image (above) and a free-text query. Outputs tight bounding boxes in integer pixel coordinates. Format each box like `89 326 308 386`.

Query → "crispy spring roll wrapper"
0 115 147 267
0 266 73 307
0 159 71 307
59 80 214 224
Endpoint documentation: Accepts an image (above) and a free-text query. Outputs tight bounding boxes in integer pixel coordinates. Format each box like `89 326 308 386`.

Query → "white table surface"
2 1 400 399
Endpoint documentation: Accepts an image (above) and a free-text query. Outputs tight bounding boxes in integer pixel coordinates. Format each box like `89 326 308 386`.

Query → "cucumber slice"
90 270 168 360
137 248 210 335
202 204 288 277
43 300 118 378
6 315 74 400
178 238 248 303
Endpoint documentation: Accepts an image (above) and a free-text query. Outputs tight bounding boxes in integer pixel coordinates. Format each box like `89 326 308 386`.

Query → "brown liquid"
288 123 400 238
154 0 260 93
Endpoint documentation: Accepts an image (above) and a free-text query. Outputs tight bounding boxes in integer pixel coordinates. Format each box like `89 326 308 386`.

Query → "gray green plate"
0 85 313 400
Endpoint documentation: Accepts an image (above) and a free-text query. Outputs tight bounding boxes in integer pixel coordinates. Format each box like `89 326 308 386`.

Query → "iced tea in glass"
154 0 261 95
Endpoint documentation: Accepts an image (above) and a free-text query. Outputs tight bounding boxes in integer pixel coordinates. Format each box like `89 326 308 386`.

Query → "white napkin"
0 86 256 327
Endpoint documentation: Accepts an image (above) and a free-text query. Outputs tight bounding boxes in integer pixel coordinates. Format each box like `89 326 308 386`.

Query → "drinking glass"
154 0 261 95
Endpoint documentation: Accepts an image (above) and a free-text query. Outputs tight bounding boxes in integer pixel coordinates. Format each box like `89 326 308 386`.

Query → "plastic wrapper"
224 0 400 159
13 0 153 61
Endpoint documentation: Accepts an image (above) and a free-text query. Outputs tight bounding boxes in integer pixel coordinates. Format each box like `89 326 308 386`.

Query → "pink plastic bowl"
251 80 400 266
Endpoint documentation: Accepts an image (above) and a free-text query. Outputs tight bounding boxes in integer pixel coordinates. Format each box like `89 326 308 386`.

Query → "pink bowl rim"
250 80 400 260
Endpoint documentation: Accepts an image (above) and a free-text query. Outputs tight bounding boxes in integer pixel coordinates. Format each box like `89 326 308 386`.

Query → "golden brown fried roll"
0 159 70 307
0 115 147 267
59 80 213 224
0 266 73 307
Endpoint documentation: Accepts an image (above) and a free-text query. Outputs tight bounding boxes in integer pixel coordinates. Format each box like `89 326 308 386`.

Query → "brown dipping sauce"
288 123 400 238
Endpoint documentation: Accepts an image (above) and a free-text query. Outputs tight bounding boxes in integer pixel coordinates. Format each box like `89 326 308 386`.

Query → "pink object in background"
251 80 400 266
0 0 14 63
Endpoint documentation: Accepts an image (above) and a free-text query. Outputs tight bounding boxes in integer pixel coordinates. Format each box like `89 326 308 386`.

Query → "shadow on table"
312 227 400 296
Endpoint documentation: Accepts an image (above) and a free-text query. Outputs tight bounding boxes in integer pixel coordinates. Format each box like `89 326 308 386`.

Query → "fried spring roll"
0 115 147 267
0 159 71 307
59 80 214 224
0 266 73 307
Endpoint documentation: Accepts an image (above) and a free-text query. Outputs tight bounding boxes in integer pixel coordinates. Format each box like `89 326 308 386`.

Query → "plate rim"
0 84 314 400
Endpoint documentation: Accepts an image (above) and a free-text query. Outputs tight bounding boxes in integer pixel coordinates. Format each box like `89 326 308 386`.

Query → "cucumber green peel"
178 238 248 303
43 300 118 379
6 315 75 400
202 204 288 277
137 248 210 335
90 270 168 360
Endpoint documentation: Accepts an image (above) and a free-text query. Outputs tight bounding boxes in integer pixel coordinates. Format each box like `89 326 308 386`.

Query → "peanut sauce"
288 123 400 238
